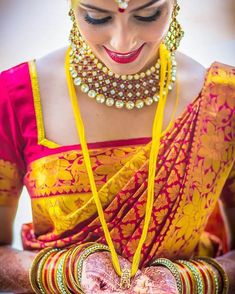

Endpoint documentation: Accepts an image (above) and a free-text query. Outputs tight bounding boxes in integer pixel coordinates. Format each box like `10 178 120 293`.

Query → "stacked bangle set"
30 243 229 294
151 257 229 294
29 243 110 294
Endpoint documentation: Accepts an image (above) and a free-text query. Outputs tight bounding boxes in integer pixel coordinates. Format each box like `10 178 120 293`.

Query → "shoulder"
35 47 67 81
176 52 235 108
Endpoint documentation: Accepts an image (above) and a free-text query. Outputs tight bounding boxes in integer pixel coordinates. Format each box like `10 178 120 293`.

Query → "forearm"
216 250 235 294
0 245 36 293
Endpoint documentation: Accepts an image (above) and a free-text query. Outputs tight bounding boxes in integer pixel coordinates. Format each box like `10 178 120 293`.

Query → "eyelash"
84 9 162 25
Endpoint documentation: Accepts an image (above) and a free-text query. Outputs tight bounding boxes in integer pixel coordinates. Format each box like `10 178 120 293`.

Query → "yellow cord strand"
65 44 173 278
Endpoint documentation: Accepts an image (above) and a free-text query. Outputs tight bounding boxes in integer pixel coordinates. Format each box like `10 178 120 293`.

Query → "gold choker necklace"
69 12 177 110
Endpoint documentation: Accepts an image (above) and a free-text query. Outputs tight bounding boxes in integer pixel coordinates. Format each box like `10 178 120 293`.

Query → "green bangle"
176 260 204 294
198 257 229 294
76 243 110 285
56 253 73 294
194 258 220 294
150 258 183 294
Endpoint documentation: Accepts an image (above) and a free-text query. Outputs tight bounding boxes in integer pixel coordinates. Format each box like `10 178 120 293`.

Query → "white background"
0 0 234 250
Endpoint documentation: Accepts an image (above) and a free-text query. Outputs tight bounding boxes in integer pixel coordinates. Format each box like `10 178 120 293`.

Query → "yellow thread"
65 44 175 277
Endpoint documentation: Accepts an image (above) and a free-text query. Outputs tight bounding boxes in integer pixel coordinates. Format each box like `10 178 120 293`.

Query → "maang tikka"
115 0 130 12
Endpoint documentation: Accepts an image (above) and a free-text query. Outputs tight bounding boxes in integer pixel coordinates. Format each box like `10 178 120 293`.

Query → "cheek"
138 12 172 45
77 21 108 48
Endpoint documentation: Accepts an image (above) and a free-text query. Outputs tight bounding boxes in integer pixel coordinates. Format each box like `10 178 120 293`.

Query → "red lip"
104 44 145 64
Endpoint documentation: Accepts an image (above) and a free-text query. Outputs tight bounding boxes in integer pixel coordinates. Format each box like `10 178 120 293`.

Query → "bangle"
66 245 85 293
48 249 65 294
176 260 204 294
56 251 72 294
29 247 55 294
42 249 57 293
54 249 67 293
190 259 212 294
75 243 110 286
150 258 183 294
37 248 58 294
198 257 229 294
174 262 193 294
192 259 219 294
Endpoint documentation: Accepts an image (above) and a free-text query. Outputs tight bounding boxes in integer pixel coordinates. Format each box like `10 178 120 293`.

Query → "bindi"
115 0 130 12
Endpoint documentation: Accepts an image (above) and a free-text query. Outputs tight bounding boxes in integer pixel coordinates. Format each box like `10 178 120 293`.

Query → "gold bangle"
37 248 58 294
194 259 220 294
176 260 204 294
66 245 85 293
198 257 229 294
29 247 54 294
150 258 183 294
48 250 64 294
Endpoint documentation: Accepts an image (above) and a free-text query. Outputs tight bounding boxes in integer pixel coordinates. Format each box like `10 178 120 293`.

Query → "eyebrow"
79 0 161 13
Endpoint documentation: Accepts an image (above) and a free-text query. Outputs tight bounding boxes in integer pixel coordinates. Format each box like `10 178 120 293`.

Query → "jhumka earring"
164 2 184 52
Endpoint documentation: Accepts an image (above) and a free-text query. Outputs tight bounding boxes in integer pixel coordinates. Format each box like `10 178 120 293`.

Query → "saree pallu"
0 61 234 268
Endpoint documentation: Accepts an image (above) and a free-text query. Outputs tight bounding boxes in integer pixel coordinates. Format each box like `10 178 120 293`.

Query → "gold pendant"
120 268 131 290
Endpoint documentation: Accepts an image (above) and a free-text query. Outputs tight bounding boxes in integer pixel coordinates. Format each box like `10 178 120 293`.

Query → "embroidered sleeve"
0 72 25 206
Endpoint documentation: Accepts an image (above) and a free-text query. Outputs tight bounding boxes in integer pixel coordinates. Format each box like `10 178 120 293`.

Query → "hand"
81 251 133 293
141 266 179 294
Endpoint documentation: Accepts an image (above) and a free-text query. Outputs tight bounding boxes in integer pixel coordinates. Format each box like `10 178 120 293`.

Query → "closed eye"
134 9 162 22
84 14 112 25
84 8 162 26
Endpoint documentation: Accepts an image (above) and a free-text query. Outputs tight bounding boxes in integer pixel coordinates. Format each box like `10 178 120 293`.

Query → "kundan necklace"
68 10 177 110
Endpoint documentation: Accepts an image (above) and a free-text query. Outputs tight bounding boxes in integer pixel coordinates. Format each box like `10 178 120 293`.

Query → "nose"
109 22 138 53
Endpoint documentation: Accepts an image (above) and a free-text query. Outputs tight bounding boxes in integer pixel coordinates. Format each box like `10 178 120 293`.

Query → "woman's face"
73 0 173 75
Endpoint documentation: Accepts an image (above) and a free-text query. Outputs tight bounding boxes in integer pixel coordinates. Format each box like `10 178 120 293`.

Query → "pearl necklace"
69 17 177 110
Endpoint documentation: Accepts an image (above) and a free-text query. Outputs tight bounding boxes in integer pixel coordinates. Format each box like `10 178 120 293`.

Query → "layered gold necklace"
69 17 177 110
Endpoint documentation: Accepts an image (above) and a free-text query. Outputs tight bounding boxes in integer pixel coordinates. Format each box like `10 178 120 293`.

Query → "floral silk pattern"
0 62 234 268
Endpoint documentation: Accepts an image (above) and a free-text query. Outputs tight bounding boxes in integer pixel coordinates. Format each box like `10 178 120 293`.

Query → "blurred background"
0 0 234 250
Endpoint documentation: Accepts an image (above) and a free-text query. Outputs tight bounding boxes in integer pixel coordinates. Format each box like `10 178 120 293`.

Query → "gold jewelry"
176 260 204 294
198 257 229 294
29 247 56 294
68 9 177 110
66 42 174 287
164 2 184 52
56 250 73 294
120 267 131 289
115 0 130 11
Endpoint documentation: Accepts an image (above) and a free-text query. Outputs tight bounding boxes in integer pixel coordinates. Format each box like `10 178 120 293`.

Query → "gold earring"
164 3 184 52
68 9 90 56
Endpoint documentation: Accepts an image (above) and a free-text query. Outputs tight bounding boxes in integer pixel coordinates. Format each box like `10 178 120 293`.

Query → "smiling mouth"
103 44 145 64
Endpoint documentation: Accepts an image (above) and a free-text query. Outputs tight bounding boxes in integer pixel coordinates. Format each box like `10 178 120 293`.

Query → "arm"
0 206 36 293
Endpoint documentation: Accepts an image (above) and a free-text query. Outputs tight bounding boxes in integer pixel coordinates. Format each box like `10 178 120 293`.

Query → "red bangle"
49 250 65 294
42 250 58 293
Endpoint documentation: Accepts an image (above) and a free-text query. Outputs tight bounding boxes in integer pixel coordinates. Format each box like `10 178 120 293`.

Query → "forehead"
73 0 165 11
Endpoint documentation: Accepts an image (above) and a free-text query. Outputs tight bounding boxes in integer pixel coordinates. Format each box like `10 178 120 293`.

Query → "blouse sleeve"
0 71 25 206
